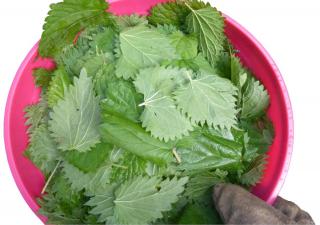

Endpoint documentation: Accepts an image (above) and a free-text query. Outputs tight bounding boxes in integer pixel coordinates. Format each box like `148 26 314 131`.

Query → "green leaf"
185 170 228 202
194 53 217 76
176 128 243 172
134 66 193 141
25 124 59 175
241 75 269 119
101 79 143 123
24 98 48 134
39 0 114 57
174 72 238 129
49 69 101 152
186 6 226 63
240 154 267 186
89 27 116 53
92 63 115 97
87 176 188 224
62 161 112 195
38 175 89 224
85 184 117 222
32 68 53 88
109 149 149 183
115 14 148 31
47 67 71 108
116 26 177 79
148 0 208 29
241 116 274 156
170 31 198 59
63 142 112 173
100 113 174 165
178 202 223 224
57 43 92 77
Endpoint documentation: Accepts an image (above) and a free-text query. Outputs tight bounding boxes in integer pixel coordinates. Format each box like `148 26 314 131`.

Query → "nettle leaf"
39 175 90 224
87 176 188 224
32 68 53 88
139 94 192 142
170 31 198 59
92 63 115 97
115 14 148 31
178 202 222 224
186 6 226 63
89 27 116 53
49 69 101 152
148 0 208 29
240 154 268 186
174 72 238 129
39 0 114 57
102 79 143 123
116 26 177 79
241 75 270 119
156 24 178 35
63 142 112 173
176 128 243 173
57 43 91 77
24 99 48 134
25 124 59 175
62 161 112 195
134 66 193 141
241 117 274 156
47 67 71 108
100 113 174 165
185 170 228 202
194 53 217 76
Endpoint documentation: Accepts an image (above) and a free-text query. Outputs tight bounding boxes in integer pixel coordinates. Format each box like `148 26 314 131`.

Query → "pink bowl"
4 0 293 223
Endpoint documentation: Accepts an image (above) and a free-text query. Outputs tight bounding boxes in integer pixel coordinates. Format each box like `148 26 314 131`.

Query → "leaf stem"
184 2 194 11
172 148 181 164
41 160 61 195
112 163 128 169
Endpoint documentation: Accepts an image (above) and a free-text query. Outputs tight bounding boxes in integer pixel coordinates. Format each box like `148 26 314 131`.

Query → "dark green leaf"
100 113 175 165
39 0 114 57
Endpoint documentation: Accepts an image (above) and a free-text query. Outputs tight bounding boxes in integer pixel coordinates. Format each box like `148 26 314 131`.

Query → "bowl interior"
4 0 293 222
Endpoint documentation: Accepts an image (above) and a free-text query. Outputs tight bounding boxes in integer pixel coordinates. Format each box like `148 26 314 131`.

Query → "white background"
0 0 319 224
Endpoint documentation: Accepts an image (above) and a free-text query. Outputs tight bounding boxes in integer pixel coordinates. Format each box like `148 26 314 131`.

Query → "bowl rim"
4 11 294 222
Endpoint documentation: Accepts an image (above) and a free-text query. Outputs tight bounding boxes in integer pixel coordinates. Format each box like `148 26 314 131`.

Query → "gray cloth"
213 184 314 225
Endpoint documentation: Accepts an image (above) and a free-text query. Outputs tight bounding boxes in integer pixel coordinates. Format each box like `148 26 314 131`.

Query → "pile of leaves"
24 0 274 224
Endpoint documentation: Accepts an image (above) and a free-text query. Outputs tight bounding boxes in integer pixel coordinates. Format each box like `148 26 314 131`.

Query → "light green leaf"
63 161 112 196
49 69 101 152
174 72 238 129
47 67 71 108
25 124 59 175
241 75 269 119
100 113 174 165
87 176 188 224
194 53 217 76
186 6 225 63
170 31 198 59
24 98 48 134
185 170 228 202
116 26 177 79
134 67 193 141
89 27 116 53
39 0 114 57
116 14 148 31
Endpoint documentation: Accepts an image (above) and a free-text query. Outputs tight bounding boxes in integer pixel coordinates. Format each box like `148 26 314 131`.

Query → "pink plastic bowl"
4 0 293 223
